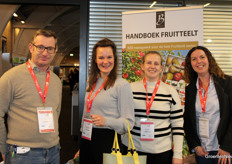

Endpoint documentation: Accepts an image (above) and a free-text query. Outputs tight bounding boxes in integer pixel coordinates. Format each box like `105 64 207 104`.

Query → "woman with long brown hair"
184 46 232 164
76 38 134 164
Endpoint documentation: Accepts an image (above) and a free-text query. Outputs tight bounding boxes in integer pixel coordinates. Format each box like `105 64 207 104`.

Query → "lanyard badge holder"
82 77 107 141
27 61 55 133
198 81 210 139
140 78 160 141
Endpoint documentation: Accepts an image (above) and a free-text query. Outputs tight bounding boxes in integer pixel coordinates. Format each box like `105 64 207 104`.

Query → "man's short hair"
32 29 57 46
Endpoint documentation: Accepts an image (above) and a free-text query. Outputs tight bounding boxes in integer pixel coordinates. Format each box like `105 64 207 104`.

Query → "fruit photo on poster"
122 49 144 83
122 49 166 83
161 51 186 107
162 54 185 82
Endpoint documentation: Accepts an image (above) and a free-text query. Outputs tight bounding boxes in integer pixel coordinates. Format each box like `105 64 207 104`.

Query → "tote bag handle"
111 132 123 164
125 120 140 164
110 119 140 164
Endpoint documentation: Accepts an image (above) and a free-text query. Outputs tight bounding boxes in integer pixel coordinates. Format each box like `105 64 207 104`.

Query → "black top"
184 75 232 153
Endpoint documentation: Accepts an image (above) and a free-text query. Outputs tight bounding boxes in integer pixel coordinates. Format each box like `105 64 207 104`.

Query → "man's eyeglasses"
32 43 56 54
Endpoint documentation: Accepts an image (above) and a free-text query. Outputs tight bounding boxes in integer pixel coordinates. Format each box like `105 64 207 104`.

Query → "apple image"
181 61 185 67
123 73 128 79
173 72 182 81
131 58 136 63
135 70 142 76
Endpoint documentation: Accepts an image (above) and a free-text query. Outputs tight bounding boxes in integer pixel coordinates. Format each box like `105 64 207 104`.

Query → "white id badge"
37 107 55 133
16 147 31 154
199 117 209 138
82 118 93 141
140 121 154 141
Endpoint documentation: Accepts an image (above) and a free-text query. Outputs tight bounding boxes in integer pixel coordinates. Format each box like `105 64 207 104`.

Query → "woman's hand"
91 114 105 127
194 146 208 157
74 150 80 159
172 158 183 164
217 148 231 164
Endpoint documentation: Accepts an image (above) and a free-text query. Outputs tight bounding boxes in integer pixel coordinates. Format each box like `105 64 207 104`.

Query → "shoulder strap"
125 120 140 164
111 132 123 164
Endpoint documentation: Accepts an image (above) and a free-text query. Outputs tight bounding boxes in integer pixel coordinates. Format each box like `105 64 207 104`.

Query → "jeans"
5 144 60 164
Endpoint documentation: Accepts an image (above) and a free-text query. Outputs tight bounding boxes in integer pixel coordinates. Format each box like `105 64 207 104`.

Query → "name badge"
199 117 209 138
16 147 30 154
140 121 154 141
82 118 93 141
37 107 55 133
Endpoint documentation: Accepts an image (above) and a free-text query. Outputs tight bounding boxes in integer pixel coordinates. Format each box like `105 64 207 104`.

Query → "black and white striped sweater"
122 80 184 159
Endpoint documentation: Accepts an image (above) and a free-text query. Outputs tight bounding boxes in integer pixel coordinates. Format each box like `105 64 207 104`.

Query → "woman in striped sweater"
122 51 184 164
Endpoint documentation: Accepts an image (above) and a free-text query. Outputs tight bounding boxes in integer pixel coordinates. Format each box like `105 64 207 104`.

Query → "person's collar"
146 80 158 86
28 59 37 70
196 75 213 89
28 59 50 72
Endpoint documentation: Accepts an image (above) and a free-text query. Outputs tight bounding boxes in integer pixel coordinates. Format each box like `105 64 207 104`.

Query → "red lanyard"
143 78 160 116
198 80 209 113
87 77 107 113
26 61 50 104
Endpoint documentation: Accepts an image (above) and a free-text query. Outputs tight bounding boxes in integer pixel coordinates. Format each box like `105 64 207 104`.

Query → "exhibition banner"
122 6 203 46
122 6 203 102
122 6 203 159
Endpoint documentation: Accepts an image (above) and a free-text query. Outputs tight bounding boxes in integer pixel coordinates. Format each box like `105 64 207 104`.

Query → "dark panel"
78 0 89 138
71 105 79 136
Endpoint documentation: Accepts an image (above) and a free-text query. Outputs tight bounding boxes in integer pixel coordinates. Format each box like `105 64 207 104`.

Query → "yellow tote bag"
103 120 147 164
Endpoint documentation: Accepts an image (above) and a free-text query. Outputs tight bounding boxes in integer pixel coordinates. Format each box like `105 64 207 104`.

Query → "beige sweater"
0 61 62 154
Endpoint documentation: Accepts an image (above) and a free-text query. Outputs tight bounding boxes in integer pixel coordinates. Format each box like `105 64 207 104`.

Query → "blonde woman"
122 51 184 164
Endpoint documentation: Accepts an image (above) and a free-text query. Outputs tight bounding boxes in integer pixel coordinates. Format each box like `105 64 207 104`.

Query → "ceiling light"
70 53 74 57
204 3 211 7
13 13 18 17
21 21 25 24
149 1 157 8
207 39 212 42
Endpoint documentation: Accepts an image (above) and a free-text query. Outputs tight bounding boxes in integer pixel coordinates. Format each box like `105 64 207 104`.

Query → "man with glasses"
0 29 62 164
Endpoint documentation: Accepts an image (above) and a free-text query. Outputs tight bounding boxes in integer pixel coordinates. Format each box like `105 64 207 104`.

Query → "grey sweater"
81 77 135 134
0 61 62 154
